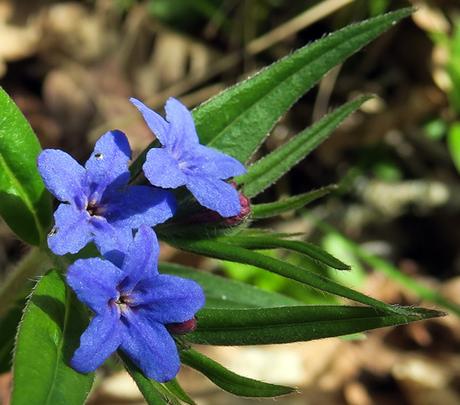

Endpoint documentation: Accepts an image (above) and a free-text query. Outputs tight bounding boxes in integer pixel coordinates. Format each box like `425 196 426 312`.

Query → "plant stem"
0 248 51 318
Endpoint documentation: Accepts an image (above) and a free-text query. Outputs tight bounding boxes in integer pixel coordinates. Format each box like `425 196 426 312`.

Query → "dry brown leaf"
135 31 215 99
44 2 114 63
393 356 460 405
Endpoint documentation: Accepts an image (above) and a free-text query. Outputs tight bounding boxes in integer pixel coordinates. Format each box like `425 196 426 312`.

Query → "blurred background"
1 0 460 404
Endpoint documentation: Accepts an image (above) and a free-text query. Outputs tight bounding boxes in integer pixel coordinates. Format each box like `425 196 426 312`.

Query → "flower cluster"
38 98 247 381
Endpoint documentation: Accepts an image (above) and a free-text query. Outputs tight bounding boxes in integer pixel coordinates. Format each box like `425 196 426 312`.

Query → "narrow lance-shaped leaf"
159 262 303 309
355 246 460 317
11 270 94 405
121 353 182 405
163 379 196 405
251 185 336 219
239 96 370 197
167 238 400 314
193 9 411 161
311 219 460 318
188 306 443 345
237 228 305 238
322 226 460 318
0 87 52 245
219 234 350 270
180 348 294 397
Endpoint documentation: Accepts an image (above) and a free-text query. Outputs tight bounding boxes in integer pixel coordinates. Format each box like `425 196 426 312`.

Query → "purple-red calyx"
183 185 251 226
224 191 251 225
167 317 197 335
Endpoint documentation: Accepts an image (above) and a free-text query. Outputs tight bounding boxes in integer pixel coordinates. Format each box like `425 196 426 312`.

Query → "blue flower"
38 130 176 256
67 225 205 382
130 97 247 217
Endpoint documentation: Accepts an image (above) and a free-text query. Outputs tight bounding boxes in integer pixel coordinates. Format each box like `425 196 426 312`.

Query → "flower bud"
223 192 251 225
184 188 251 226
167 317 197 335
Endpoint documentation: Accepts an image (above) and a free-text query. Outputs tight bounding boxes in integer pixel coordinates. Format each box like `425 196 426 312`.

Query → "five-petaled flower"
130 97 247 217
67 225 205 382
38 130 176 256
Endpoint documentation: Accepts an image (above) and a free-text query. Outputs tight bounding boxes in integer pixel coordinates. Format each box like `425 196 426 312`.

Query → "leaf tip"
386 6 415 20
389 305 446 320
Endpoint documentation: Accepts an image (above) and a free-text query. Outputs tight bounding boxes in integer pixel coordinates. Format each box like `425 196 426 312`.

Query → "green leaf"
311 219 460 318
448 122 460 173
331 230 460 317
239 96 370 197
163 378 196 405
167 238 399 313
251 185 336 219
220 234 350 270
189 305 442 345
0 87 52 245
121 353 182 405
159 262 303 308
11 270 94 405
358 252 460 317
180 348 294 397
193 9 411 161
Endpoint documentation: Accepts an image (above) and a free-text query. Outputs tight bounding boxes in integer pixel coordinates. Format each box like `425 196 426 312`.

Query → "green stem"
0 248 51 318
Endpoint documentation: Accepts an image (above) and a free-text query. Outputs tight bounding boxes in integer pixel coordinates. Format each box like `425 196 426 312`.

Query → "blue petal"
193 144 246 179
91 217 133 266
165 98 199 147
48 204 92 255
85 130 131 201
131 274 205 324
130 98 170 145
143 148 187 189
71 306 122 373
107 184 176 228
186 175 241 217
120 312 180 382
67 257 124 313
119 225 159 292
37 149 86 206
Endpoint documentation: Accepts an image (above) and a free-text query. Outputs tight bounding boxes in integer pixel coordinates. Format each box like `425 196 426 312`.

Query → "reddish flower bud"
167 317 197 335
224 192 251 225
184 186 251 227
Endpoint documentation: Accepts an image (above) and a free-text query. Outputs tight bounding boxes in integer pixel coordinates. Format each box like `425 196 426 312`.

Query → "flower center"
178 158 200 174
114 294 131 313
116 294 130 304
86 200 104 217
